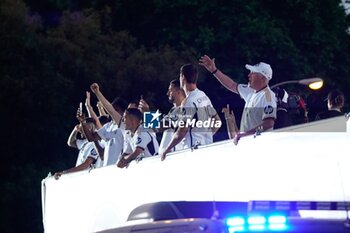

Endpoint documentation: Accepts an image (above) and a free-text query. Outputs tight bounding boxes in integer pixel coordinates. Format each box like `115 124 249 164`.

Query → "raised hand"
221 104 233 118
90 83 100 94
199 55 217 73
97 101 103 109
85 91 91 108
138 99 150 112
76 107 86 123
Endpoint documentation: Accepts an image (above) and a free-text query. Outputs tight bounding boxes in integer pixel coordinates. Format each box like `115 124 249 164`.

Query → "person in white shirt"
84 91 110 167
160 64 221 161
199 55 277 144
138 79 186 154
158 79 186 154
117 108 159 168
83 83 128 166
54 118 99 179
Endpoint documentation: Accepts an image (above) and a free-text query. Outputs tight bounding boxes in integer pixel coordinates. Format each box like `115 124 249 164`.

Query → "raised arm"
67 124 80 148
97 101 108 116
138 99 150 113
199 55 239 94
76 112 101 142
85 91 103 129
90 83 122 124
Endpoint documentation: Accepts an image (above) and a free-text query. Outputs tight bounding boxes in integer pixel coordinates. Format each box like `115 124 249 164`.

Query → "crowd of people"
54 57 346 179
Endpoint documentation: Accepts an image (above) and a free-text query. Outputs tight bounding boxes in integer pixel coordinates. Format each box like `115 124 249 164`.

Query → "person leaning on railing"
199 55 277 145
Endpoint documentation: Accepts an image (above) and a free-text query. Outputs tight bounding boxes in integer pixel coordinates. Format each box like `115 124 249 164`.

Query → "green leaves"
1 0 350 232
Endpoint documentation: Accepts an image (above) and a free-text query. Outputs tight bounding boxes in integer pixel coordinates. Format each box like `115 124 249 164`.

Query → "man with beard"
138 79 186 154
160 64 221 160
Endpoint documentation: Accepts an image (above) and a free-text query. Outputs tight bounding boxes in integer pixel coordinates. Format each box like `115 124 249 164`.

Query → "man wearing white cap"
199 55 276 142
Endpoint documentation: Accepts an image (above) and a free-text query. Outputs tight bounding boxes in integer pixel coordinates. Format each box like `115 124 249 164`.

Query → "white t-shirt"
123 125 159 160
180 88 217 149
237 84 277 132
97 121 124 166
159 106 184 154
75 139 98 167
93 140 105 168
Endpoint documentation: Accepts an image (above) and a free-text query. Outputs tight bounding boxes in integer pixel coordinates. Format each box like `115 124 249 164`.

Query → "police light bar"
248 201 350 212
226 214 288 232
226 201 350 232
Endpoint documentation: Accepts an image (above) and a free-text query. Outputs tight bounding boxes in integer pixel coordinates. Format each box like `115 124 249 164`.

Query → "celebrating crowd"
54 56 345 179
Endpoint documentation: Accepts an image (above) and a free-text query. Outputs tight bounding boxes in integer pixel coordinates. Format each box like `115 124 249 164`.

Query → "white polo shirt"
159 106 184 154
75 139 98 166
123 125 159 160
180 88 217 149
238 84 277 132
97 121 124 166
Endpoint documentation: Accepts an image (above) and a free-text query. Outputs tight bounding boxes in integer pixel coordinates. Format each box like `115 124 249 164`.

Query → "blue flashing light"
268 215 287 224
226 214 288 232
248 216 266 225
226 217 245 226
268 223 288 231
228 226 245 233
248 224 265 231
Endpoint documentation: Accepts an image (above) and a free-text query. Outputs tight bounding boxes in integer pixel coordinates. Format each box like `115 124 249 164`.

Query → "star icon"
150 110 162 122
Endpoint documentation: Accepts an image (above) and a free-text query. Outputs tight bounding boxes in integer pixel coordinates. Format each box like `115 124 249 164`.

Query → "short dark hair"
328 89 344 108
112 97 128 113
170 79 181 89
170 79 185 97
125 108 143 121
180 64 198 84
128 99 139 108
98 115 111 125
85 117 96 124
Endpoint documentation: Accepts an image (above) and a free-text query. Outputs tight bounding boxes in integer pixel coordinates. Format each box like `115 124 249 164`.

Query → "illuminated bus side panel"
41 116 350 233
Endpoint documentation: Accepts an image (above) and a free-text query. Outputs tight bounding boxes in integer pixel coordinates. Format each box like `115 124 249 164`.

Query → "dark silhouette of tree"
1 0 349 232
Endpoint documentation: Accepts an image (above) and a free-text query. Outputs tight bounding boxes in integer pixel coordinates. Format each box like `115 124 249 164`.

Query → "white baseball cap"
245 62 273 81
